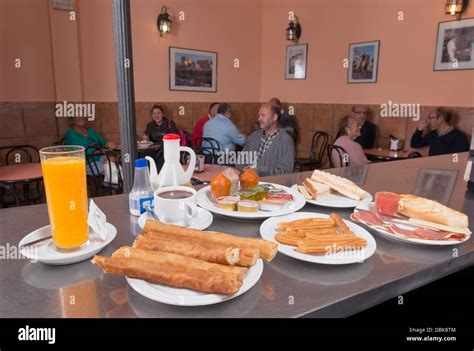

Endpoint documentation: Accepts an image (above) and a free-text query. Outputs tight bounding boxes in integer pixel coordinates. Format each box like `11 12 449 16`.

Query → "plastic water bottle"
129 158 154 216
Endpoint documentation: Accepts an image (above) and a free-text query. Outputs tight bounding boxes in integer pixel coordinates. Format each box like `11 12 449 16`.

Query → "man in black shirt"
352 105 376 149
411 107 469 156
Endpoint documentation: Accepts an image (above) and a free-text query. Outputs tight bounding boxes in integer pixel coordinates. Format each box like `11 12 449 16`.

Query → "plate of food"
93 221 277 306
197 168 305 219
292 170 372 208
352 192 471 246
260 212 376 265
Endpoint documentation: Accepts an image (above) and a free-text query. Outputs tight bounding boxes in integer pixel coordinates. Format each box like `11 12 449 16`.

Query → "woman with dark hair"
332 116 370 167
145 105 179 145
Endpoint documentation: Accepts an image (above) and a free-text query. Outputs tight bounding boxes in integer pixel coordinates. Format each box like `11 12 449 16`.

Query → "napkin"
88 200 108 241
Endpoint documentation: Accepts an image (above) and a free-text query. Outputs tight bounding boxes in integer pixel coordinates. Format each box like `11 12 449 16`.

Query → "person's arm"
350 142 370 166
88 128 108 148
145 122 159 142
410 129 430 148
168 120 179 134
227 120 246 146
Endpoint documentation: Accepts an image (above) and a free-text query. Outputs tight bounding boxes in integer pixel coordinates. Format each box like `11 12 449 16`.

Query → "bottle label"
139 197 154 214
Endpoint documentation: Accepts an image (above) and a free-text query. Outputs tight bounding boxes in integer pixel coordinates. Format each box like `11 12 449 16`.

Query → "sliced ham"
388 224 467 241
388 224 421 239
350 210 387 229
413 228 467 241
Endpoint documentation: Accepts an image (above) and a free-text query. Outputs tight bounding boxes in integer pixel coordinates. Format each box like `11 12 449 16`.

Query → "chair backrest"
0 145 39 165
85 147 122 195
195 137 221 164
327 144 349 168
310 131 330 163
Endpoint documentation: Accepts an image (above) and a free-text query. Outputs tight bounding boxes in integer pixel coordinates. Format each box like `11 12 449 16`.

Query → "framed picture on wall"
285 44 308 79
347 40 380 83
169 47 217 92
434 18 474 71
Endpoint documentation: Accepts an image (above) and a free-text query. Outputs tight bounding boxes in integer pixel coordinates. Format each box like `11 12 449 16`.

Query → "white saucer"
18 223 117 265
138 207 213 230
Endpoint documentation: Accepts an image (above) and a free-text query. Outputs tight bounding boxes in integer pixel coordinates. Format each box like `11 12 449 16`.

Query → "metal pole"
112 0 137 193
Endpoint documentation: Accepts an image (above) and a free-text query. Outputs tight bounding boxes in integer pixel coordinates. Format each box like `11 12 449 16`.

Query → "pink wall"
1 0 473 106
74 0 263 102
260 0 474 106
0 0 55 101
49 5 83 101
130 0 263 102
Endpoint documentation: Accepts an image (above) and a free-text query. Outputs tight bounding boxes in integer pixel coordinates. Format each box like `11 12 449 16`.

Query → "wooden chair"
327 144 349 168
193 137 222 164
294 131 330 172
85 147 123 197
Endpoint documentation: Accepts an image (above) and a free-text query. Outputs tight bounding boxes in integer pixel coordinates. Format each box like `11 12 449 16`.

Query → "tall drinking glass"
40 145 89 252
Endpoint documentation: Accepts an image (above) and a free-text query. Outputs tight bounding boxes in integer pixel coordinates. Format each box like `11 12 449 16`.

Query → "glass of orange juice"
40 145 89 252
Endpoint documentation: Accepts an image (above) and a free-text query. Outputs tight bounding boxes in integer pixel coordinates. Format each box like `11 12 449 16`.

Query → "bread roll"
398 195 468 228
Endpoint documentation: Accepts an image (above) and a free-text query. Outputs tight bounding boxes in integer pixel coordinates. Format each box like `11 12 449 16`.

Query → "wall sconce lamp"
445 0 467 19
286 16 302 42
157 6 171 36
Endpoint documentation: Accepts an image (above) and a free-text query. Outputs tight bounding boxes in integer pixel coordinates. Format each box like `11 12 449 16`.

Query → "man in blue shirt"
411 107 469 156
202 103 246 154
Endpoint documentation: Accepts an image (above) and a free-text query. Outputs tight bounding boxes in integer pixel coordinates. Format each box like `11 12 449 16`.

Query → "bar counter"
0 153 472 318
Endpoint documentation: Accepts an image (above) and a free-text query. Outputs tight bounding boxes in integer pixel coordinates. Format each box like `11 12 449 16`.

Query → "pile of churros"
275 213 367 255
92 220 277 295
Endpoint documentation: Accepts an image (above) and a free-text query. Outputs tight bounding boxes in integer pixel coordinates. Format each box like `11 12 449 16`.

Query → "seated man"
191 102 219 147
351 105 376 149
202 103 246 154
411 107 469 156
269 97 297 143
237 103 295 176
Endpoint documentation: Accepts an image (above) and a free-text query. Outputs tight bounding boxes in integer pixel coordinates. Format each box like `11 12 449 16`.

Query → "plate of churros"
93 220 277 306
260 212 376 264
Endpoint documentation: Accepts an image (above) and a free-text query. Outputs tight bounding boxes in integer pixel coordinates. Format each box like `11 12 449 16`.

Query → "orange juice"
41 156 88 251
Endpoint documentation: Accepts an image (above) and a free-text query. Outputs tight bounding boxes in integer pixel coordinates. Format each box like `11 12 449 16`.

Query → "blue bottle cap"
135 158 147 168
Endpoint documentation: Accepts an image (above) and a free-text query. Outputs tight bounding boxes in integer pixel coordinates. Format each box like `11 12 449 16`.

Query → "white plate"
291 184 372 208
138 207 213 231
354 203 471 246
19 223 117 265
197 183 306 219
126 259 263 306
260 212 376 265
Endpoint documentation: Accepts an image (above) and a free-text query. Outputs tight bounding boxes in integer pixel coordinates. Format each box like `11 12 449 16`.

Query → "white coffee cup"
153 186 198 226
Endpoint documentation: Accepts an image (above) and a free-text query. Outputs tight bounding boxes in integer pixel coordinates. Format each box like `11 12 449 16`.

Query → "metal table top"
0 153 472 318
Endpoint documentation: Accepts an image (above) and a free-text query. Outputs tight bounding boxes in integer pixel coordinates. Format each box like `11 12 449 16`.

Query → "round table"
364 148 411 161
0 163 43 183
0 163 43 206
185 164 235 182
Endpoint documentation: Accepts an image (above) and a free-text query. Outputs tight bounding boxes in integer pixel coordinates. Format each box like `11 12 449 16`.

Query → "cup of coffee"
154 186 198 226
